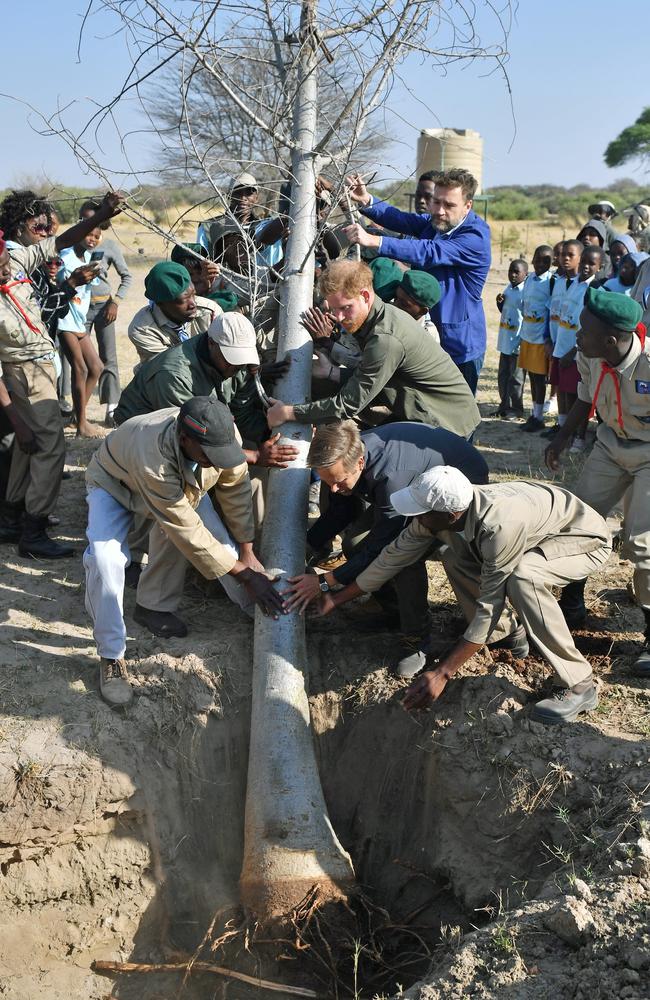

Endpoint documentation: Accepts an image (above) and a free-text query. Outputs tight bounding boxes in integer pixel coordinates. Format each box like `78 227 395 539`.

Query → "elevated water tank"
416 128 483 194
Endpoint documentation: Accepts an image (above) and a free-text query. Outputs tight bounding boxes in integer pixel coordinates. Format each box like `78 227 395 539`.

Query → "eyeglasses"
28 222 49 234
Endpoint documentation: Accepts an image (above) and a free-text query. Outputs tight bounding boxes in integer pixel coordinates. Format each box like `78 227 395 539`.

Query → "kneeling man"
316 467 611 725
84 396 282 706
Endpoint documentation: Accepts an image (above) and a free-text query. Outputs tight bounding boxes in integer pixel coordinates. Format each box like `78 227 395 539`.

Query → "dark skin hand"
250 433 300 469
67 264 102 289
0 379 37 453
103 300 119 324
301 305 335 341
259 357 291 385
55 192 125 253
545 398 591 472
403 638 482 712
234 566 285 618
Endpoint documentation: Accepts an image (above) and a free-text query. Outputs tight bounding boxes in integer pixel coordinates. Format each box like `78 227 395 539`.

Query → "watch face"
319 579 329 593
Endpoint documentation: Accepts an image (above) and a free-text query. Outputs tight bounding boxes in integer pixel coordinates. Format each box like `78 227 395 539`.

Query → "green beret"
144 262 192 303
370 257 403 302
170 242 208 265
584 285 642 332
209 289 239 312
400 270 441 309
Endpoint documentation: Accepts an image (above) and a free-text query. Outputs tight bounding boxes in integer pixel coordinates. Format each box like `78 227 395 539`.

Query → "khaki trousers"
573 425 650 612
440 541 611 687
3 359 65 517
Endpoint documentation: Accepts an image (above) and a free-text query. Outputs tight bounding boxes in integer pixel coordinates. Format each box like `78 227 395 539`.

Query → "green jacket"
293 299 480 438
114 332 269 443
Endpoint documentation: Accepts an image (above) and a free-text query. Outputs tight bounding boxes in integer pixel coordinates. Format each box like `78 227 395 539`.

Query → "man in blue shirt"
343 168 491 394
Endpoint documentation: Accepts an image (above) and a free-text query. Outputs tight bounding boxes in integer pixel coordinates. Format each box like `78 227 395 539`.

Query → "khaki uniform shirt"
0 236 57 367
86 408 254 579
357 481 610 645
293 299 480 438
577 334 650 442
127 296 221 367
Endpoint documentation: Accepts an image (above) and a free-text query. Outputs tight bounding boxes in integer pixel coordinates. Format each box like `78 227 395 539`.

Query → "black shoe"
540 424 561 439
530 681 598 725
490 409 509 418
62 470 73 480
559 579 587 628
488 624 529 658
633 612 650 677
134 603 188 638
521 417 546 433
18 514 74 559
0 500 24 543
124 561 143 589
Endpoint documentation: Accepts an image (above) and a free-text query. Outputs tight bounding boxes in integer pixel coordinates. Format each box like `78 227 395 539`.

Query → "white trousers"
84 487 254 659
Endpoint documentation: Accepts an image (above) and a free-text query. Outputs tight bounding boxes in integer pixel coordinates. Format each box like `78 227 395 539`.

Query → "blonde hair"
318 259 373 300
307 420 363 472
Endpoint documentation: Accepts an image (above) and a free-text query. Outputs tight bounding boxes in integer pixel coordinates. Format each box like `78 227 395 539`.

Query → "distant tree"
605 108 650 168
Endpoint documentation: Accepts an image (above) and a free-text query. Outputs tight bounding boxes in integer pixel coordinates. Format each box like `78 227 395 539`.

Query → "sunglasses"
28 222 49 234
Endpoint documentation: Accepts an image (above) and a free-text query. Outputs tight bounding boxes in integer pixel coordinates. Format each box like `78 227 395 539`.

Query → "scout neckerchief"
589 323 647 431
0 228 46 336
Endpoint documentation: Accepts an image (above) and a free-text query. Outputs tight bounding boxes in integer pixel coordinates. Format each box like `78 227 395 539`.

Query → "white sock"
533 403 543 419
558 414 566 427
542 399 551 413
106 404 116 416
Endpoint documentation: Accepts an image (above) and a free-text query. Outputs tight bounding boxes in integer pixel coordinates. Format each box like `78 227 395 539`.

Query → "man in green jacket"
266 259 480 438
114 312 297 469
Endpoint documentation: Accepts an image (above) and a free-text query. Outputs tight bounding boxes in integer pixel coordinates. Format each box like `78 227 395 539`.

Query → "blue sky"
1 1 648 193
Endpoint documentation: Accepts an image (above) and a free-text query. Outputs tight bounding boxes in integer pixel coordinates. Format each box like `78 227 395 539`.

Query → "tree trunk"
239 0 355 925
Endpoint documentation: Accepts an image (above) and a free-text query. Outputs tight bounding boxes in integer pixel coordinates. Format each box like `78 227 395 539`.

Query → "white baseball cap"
390 466 474 516
208 313 259 366
231 171 258 191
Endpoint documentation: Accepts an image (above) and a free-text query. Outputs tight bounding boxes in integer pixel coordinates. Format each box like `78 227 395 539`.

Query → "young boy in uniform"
518 245 552 431
493 258 527 419
541 241 582 437
546 288 650 677
548 246 603 452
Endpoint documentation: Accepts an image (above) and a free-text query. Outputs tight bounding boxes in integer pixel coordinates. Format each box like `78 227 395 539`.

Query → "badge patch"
635 380 650 394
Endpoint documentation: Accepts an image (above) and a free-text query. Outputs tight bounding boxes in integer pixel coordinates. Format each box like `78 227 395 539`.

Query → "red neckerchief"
589 322 647 431
0 276 42 334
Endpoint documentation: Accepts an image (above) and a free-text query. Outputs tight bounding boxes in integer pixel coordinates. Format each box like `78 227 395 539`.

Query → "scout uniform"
84 405 256 667
573 287 650 669
0 235 66 524
292 298 481 438
127 261 221 368
355 480 611 691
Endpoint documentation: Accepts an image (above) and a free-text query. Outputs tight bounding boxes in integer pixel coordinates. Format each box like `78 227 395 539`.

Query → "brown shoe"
99 658 133 707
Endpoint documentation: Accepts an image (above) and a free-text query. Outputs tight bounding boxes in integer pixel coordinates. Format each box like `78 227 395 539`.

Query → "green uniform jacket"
114 332 269 443
293 299 481 437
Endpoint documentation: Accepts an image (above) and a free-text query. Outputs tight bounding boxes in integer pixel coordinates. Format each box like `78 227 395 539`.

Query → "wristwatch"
319 578 330 594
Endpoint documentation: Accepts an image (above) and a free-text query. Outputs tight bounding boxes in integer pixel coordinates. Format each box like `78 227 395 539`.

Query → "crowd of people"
0 170 648 727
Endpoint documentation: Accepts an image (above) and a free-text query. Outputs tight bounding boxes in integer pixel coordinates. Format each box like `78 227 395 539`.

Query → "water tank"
416 128 483 194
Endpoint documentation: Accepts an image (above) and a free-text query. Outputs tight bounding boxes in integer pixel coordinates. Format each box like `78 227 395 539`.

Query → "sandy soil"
0 215 648 1000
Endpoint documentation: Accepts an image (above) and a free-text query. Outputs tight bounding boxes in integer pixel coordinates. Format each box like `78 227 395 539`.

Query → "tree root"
92 958 324 997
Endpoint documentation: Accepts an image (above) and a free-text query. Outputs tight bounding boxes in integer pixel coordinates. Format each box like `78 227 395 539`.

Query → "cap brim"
200 439 246 469
219 343 260 366
390 486 430 516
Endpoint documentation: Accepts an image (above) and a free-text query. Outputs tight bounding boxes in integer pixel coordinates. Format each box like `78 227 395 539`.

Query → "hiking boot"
0 500 24 543
134 603 188 638
633 611 650 677
488 624 529 658
521 417 546 433
18 514 74 559
530 680 598 725
99 657 132 707
559 579 587 628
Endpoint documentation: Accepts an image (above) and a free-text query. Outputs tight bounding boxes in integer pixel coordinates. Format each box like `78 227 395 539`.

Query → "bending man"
314 467 611 726
84 396 283 707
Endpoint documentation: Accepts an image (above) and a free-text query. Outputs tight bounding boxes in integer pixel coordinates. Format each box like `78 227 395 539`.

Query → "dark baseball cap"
178 396 245 469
